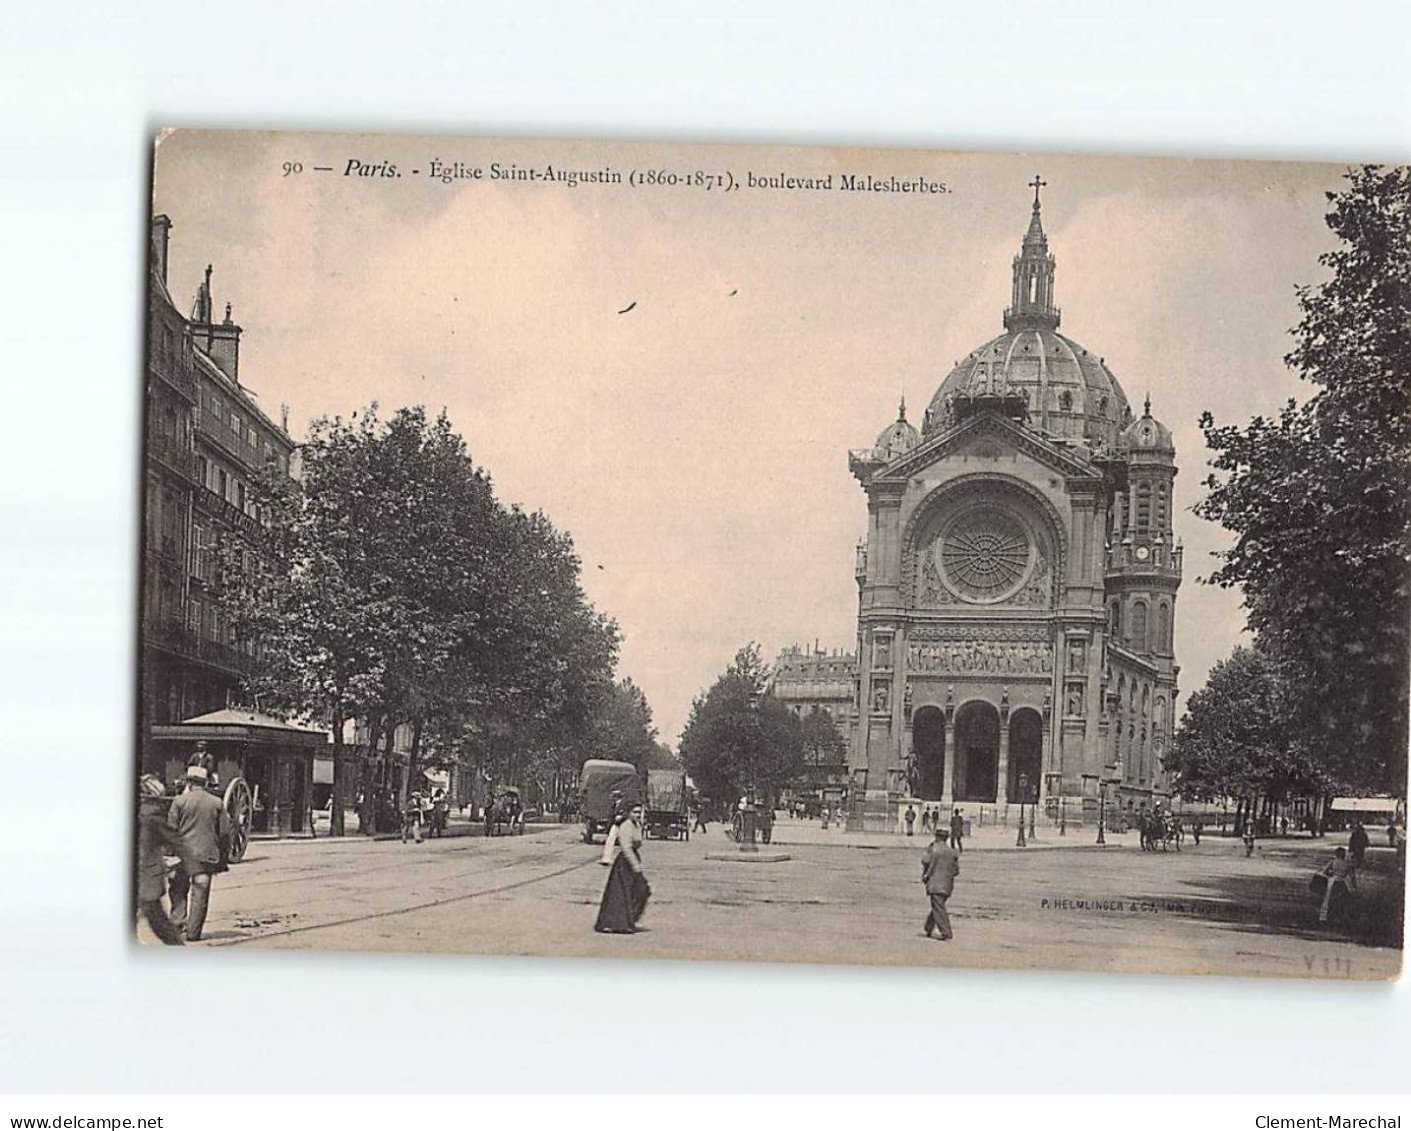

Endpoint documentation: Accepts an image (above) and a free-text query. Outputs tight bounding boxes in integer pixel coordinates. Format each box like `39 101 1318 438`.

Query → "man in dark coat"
167 765 232 941
136 775 184 945
949 808 966 854
921 827 960 940
1349 821 1370 868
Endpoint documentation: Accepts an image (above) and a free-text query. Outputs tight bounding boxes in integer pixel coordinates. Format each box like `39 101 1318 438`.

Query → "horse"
484 792 524 837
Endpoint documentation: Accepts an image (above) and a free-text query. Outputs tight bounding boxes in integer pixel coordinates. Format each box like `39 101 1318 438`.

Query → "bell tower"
1107 394 1181 660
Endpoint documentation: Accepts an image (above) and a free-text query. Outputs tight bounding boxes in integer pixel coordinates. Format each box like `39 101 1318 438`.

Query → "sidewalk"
741 817 1136 852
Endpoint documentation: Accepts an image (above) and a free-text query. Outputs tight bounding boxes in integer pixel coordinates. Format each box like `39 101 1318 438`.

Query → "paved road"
179 822 1403 980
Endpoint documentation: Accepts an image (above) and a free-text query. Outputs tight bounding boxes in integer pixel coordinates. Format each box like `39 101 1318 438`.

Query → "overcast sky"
154 130 1347 744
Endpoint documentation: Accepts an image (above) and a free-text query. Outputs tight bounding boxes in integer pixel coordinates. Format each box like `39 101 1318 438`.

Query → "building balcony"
147 430 201 485
197 636 259 675
196 411 259 472
144 617 200 659
149 354 197 403
193 484 261 538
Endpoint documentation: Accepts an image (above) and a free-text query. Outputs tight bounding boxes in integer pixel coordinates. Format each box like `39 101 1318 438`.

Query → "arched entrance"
954 700 1000 802
1008 708 1043 803
911 706 945 800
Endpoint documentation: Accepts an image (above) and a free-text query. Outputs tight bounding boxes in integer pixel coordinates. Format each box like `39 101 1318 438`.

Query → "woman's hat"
139 774 166 798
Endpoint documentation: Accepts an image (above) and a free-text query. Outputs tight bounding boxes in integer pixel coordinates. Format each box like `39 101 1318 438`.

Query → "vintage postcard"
137 129 1407 979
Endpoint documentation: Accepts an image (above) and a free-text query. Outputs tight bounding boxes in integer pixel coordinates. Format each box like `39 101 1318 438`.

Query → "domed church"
846 181 1181 827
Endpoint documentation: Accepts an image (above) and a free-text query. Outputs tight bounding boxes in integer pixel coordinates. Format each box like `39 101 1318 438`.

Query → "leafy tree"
1167 646 1325 810
680 644 806 807
215 403 629 834
1196 166 1411 793
799 709 847 769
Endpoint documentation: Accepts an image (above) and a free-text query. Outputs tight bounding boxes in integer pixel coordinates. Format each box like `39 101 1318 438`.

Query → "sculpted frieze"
906 638 1053 677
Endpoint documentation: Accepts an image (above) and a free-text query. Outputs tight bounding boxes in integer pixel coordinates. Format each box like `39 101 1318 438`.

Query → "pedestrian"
595 802 650 934
135 774 184 946
166 764 232 942
691 799 708 834
904 804 916 837
402 790 424 843
950 808 965 855
1242 819 1256 858
1315 846 1358 923
921 827 959 940
921 808 933 834
1191 817 1202 846
1280 815 1289 837
1349 821 1370 868
1389 820 1399 848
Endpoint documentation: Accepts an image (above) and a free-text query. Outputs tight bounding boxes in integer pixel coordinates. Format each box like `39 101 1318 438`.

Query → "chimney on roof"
150 215 172 286
193 265 243 383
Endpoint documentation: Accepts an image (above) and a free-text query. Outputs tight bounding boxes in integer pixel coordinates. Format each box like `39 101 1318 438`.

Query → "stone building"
140 217 303 830
846 184 1181 825
768 644 857 799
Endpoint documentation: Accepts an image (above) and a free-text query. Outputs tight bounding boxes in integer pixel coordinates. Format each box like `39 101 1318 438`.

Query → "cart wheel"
223 777 253 863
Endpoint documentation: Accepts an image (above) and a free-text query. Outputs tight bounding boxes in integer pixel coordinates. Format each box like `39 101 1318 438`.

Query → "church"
844 181 1181 826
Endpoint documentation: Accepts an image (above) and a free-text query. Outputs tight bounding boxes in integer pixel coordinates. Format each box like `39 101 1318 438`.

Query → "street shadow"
1126 858 1405 949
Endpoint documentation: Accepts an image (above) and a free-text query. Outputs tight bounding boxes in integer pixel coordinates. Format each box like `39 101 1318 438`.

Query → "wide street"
181 818 1404 981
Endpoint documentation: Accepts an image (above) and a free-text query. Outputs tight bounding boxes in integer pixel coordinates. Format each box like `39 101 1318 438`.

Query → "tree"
799 710 847 770
215 403 628 834
1167 646 1325 819
1196 166 1411 794
679 644 806 807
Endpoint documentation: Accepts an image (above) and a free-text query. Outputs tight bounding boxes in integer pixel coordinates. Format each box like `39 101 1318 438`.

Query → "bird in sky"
618 301 636 314
727 289 737 297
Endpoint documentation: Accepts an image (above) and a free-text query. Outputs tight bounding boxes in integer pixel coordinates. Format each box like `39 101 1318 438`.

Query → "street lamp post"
1097 778 1107 846
1016 773 1028 847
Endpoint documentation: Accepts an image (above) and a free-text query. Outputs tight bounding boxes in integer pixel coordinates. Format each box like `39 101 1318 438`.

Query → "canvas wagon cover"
646 770 687 813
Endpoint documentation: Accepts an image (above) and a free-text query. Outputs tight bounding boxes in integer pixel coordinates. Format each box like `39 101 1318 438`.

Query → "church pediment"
871 410 1103 485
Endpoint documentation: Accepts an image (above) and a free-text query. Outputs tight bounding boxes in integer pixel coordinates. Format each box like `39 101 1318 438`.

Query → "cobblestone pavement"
175 821 1404 981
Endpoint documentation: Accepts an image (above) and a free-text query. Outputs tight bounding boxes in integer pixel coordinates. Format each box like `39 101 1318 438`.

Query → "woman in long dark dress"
595 802 650 933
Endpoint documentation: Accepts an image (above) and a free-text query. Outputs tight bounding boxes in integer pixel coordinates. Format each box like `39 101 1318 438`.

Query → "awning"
151 708 330 748
1331 797 1402 813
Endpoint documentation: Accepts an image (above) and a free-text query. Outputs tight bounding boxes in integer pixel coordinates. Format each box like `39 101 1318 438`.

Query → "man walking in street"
904 804 916 837
167 764 232 942
950 808 965 855
921 827 960 940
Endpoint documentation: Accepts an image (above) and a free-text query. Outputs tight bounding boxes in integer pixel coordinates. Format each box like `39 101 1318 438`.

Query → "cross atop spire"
1005 182 1060 331
1144 392 1152 417
898 393 907 422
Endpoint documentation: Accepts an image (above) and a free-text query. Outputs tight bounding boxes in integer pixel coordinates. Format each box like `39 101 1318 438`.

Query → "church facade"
845 184 1181 824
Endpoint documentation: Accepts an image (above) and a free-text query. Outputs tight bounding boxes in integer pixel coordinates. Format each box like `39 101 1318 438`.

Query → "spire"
1144 392 1152 417
1004 178 1060 332
898 393 907 422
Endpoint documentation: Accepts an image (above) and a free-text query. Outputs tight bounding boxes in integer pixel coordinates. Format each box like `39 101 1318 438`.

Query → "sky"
153 130 1348 745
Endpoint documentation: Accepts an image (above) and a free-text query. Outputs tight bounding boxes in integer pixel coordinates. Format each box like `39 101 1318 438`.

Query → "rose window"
938 509 1033 602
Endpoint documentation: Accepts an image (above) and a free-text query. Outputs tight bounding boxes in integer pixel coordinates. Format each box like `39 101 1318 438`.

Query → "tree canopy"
679 644 806 805
1195 166 1411 794
1166 646 1325 803
215 403 644 831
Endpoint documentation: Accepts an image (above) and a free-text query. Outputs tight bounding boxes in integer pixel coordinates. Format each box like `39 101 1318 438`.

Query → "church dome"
874 397 921 461
1121 395 1174 454
922 182 1131 447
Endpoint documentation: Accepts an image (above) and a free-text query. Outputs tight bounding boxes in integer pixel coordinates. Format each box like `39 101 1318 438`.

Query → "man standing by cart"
167 764 233 942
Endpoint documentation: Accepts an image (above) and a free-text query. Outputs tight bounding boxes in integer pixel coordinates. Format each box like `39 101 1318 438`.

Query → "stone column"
942 717 956 803
996 718 1010 806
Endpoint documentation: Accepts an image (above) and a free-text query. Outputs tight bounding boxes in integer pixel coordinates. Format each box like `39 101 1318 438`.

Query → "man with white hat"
167 762 233 941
